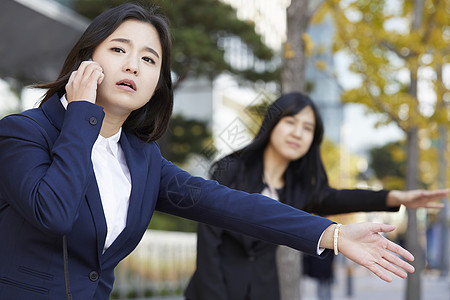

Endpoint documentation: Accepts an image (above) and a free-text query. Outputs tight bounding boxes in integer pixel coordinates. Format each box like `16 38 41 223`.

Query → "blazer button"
248 255 255 262
89 117 98 125
89 271 99 282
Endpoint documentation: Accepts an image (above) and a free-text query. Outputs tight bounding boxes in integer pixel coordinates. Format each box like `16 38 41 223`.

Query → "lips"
116 79 137 92
286 141 300 148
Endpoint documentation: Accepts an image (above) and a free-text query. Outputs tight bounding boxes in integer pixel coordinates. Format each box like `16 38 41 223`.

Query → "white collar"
60 94 68 109
95 129 122 158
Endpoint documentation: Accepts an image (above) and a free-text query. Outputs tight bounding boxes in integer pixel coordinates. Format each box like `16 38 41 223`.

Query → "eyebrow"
110 38 160 59
290 116 315 126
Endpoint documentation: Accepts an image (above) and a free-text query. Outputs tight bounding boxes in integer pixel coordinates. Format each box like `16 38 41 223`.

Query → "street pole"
438 126 448 277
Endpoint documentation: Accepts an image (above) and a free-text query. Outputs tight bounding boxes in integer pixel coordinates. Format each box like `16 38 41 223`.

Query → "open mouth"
116 79 137 91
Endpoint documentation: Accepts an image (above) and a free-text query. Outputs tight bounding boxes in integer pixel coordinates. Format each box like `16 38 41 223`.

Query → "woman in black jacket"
185 92 446 300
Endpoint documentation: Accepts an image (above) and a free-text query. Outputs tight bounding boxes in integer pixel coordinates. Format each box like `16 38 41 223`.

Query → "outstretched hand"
320 223 414 282
387 189 448 209
337 223 414 282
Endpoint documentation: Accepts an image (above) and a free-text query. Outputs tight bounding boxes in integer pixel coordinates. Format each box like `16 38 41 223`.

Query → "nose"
292 125 303 138
123 57 139 75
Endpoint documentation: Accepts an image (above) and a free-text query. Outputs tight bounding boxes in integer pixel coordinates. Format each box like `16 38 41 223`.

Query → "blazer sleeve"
185 223 229 300
309 187 398 216
0 101 104 235
155 158 334 257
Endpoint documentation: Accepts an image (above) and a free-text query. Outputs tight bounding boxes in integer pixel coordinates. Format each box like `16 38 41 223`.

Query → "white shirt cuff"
317 230 326 255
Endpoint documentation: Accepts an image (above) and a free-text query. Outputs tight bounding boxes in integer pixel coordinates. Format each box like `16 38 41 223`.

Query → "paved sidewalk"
133 259 449 300
302 258 449 300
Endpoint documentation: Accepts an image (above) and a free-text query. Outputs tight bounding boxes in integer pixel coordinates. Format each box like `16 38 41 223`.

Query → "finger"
76 60 91 77
77 61 102 81
386 240 415 263
85 62 104 84
65 71 77 97
383 251 415 275
83 62 103 78
97 72 105 85
423 189 449 199
74 64 102 93
376 257 408 279
430 188 450 195
365 262 393 282
66 70 77 86
424 202 445 209
422 195 446 203
374 223 396 233
384 251 413 273
88 69 104 86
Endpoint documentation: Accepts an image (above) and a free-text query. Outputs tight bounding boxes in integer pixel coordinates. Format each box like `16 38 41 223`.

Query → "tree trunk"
405 0 424 299
405 127 425 300
437 126 449 277
281 0 309 94
278 1 312 299
276 246 302 300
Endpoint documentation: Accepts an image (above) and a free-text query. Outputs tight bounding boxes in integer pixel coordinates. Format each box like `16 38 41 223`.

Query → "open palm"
338 223 415 282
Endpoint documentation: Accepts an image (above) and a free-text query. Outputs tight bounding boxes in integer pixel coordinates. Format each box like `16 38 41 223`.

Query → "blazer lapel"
101 131 149 263
85 171 108 261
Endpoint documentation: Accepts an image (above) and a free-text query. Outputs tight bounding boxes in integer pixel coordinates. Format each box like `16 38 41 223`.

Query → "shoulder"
210 155 242 182
0 108 50 139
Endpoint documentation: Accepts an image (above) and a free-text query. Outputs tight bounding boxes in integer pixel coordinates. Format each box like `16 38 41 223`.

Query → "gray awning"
0 0 90 86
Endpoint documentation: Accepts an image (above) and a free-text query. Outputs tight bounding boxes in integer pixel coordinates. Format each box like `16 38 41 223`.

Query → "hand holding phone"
65 60 104 104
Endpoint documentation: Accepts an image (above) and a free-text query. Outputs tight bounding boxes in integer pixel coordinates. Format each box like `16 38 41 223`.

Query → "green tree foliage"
369 141 406 189
73 0 279 89
163 115 216 166
148 211 198 232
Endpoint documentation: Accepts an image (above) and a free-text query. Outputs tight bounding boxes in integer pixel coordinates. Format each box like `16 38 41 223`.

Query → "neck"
263 147 289 189
100 113 127 138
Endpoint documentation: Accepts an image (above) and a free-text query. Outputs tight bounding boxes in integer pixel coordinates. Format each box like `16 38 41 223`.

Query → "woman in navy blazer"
0 3 415 300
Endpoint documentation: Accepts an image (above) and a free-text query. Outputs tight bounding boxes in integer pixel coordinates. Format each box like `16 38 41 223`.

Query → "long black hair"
211 92 329 209
36 3 173 142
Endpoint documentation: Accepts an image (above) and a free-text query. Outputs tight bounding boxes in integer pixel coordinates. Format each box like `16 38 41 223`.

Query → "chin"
286 152 305 161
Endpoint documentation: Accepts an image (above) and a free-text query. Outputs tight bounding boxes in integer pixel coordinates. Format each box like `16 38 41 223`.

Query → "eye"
304 124 315 132
111 47 125 53
284 118 295 125
142 56 156 64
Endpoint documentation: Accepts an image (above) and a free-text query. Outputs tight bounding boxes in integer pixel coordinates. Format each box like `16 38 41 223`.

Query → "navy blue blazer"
0 94 333 300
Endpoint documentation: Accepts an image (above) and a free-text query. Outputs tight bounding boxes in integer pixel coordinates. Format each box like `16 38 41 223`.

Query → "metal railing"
112 230 197 299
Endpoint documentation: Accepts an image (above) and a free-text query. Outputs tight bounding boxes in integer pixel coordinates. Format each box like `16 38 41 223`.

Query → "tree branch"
307 0 327 21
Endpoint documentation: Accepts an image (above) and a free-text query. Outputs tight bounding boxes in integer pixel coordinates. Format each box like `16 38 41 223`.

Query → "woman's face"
267 105 316 162
92 19 162 117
